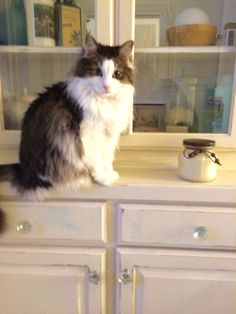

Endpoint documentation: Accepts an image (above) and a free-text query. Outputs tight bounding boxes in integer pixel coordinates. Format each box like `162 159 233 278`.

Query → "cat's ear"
83 35 98 56
119 40 134 60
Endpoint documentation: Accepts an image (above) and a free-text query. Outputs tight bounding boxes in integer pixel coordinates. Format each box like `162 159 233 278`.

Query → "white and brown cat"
0 35 135 232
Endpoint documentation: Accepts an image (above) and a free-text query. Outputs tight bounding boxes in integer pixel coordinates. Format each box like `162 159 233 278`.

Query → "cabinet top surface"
0 148 235 205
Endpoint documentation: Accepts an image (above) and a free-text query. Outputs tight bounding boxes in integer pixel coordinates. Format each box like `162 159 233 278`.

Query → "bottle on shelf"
213 75 233 133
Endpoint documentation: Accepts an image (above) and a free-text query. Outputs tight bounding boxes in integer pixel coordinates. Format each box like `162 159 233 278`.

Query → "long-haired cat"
0 35 135 232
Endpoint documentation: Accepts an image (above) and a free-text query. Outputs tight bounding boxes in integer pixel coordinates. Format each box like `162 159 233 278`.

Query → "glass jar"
178 139 221 182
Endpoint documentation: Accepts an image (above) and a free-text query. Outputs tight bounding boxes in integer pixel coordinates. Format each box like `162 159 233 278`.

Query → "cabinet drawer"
1 201 106 242
118 203 236 248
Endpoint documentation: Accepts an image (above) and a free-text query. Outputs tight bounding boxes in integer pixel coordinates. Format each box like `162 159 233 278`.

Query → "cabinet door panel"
0 247 105 314
0 265 87 314
117 248 236 314
134 267 236 314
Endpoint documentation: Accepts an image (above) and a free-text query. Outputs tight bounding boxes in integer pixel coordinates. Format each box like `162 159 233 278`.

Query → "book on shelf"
55 3 82 47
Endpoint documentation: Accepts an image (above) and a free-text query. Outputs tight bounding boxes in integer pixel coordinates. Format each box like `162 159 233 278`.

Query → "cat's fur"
0 35 135 232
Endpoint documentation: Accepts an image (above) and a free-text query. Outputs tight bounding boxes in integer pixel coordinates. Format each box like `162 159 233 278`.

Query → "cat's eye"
113 70 124 80
89 67 102 76
96 68 102 76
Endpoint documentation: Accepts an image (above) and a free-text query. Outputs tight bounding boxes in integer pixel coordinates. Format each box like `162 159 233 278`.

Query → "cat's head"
73 35 135 96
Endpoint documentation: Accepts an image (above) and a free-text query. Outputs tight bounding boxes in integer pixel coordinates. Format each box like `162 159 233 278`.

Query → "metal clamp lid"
183 138 215 150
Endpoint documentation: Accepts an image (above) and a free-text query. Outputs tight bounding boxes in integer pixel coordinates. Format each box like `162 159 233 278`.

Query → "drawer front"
119 203 236 248
1 201 106 242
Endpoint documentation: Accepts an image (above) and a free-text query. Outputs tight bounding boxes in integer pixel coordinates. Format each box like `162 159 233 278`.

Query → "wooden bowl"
166 24 217 46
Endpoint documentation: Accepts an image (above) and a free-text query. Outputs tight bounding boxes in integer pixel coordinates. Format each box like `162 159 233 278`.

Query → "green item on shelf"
0 0 27 45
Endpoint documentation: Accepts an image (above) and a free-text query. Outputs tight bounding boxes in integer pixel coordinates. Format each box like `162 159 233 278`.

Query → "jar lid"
183 138 215 150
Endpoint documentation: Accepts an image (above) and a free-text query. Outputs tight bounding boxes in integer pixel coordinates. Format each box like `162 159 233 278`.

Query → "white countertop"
0 148 236 205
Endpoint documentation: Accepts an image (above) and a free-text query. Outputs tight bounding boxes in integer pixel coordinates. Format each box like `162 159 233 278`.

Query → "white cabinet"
0 186 236 313
117 247 236 314
0 200 108 314
116 201 236 314
0 246 106 314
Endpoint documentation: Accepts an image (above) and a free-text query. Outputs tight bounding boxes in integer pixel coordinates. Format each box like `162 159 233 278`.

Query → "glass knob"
193 226 208 240
88 271 101 285
119 269 132 284
16 220 32 234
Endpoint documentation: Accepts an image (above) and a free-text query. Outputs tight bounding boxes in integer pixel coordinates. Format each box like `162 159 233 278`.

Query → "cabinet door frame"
116 247 236 314
116 0 236 149
0 246 106 314
0 0 115 148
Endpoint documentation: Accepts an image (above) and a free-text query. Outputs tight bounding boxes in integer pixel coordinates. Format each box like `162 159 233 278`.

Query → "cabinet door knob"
119 269 132 284
193 226 208 240
16 220 32 234
88 271 101 285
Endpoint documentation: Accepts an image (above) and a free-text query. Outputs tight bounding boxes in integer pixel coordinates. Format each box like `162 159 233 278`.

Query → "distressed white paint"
117 247 236 314
0 201 106 242
0 247 106 314
119 203 236 248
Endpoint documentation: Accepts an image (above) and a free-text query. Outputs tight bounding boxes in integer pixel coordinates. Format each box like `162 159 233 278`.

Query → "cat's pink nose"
103 84 111 92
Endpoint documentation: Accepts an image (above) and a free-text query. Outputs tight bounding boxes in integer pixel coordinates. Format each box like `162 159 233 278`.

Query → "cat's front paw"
92 170 119 186
110 170 119 182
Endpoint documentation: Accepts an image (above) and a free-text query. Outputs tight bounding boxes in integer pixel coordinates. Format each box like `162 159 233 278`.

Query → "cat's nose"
103 84 111 92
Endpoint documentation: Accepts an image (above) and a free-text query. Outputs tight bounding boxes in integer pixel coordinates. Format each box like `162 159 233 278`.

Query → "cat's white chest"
81 86 133 136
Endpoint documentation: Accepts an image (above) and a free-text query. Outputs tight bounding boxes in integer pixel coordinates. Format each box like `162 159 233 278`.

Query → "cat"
0 35 135 232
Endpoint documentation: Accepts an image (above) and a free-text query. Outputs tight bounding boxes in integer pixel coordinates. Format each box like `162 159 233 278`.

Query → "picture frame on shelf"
24 0 56 47
133 103 166 132
135 17 160 48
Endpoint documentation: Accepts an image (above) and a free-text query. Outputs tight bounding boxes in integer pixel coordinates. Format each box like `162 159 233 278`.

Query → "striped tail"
0 208 6 233
0 163 20 233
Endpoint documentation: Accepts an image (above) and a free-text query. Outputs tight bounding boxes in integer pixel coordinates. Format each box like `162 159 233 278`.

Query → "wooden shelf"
0 46 236 54
0 46 82 54
135 46 236 54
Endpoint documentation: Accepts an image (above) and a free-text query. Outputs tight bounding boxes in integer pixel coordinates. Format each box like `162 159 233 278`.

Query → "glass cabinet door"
117 0 236 148
0 0 113 140
134 0 236 134
1 0 236 148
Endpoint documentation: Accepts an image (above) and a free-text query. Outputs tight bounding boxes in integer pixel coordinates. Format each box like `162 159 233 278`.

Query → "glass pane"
0 0 95 130
0 0 96 47
134 0 236 134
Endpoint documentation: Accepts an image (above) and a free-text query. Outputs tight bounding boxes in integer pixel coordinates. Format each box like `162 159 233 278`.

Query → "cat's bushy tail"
0 208 6 233
0 163 20 182
0 163 21 233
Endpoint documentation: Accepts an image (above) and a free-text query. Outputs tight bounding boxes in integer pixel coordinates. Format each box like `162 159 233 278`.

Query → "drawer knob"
193 226 208 240
16 220 32 234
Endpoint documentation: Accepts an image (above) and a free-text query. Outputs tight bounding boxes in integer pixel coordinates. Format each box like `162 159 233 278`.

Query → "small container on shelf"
178 138 221 182
166 7 217 46
166 24 217 46
223 23 236 46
